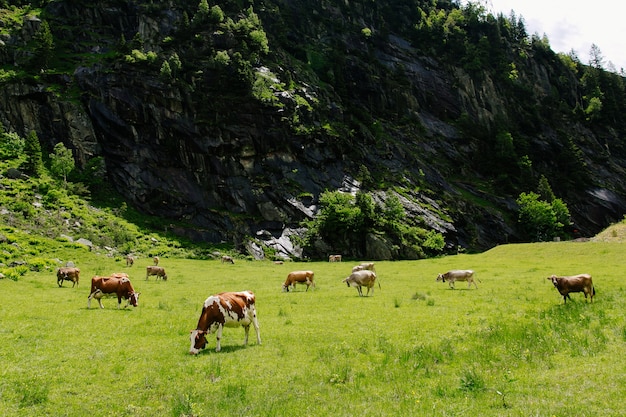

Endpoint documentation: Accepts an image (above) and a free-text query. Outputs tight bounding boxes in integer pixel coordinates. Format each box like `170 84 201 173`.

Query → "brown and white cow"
351 262 376 273
548 274 595 304
189 291 261 354
221 255 235 264
87 275 140 309
146 265 168 281
57 267 80 288
328 254 342 262
343 270 379 297
282 270 315 292
437 270 478 289
125 255 134 267
153 256 159 266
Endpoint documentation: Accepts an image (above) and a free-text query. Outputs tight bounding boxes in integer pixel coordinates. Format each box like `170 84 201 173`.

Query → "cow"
343 270 379 297
146 265 168 281
87 276 140 309
153 256 159 266
221 255 235 264
57 267 80 288
189 291 261 354
548 274 595 304
352 262 376 273
329 254 342 262
125 255 134 267
282 270 315 292
437 270 478 289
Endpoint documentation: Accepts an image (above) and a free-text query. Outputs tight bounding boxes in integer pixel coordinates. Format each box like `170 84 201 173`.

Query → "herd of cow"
55 253 596 355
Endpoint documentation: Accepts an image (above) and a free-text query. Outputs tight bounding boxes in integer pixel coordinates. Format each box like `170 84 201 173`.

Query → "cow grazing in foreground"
153 256 159 266
328 254 342 262
343 270 379 297
221 255 235 264
282 270 315 292
437 270 478 289
87 276 140 309
146 265 168 281
351 262 376 273
548 274 595 304
189 291 261 354
57 267 80 287
125 255 134 267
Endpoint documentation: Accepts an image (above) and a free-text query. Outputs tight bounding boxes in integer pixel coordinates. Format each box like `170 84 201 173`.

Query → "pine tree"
23 130 44 177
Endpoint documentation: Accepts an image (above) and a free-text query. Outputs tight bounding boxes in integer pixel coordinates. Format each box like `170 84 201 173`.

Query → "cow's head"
548 275 559 287
189 329 208 355
129 292 140 307
281 284 289 292
436 274 445 282
342 277 350 287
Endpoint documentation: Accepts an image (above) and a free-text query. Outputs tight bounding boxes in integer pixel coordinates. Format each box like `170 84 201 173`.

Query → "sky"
477 0 626 72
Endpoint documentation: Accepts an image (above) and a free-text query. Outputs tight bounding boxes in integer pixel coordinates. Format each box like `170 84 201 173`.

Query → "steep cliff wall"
0 0 624 258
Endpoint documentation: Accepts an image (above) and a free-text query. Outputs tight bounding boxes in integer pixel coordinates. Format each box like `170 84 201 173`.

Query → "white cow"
343 270 379 296
436 270 478 289
351 262 376 273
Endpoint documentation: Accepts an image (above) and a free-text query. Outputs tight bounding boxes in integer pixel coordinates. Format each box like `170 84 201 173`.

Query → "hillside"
1 0 625 260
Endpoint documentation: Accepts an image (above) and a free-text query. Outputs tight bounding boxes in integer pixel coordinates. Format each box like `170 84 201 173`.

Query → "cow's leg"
357 286 363 296
252 314 261 345
243 324 250 346
87 293 93 309
98 298 105 309
215 325 223 352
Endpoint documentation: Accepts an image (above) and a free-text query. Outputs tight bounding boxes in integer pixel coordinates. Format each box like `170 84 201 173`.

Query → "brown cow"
282 271 315 292
57 267 80 288
189 291 261 354
343 270 379 296
221 255 235 264
87 276 140 309
146 265 168 281
153 256 159 266
125 255 134 267
548 274 595 304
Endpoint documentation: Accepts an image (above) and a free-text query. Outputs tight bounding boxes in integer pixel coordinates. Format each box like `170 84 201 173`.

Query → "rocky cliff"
1 0 625 259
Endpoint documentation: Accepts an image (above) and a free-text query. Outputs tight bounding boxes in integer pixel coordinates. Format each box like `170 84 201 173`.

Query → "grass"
0 240 625 416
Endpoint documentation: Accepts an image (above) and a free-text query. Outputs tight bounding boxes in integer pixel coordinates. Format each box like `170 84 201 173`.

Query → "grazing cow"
437 270 478 289
221 255 235 264
153 256 159 266
87 276 140 309
548 274 595 304
57 267 80 288
352 262 376 273
189 291 261 354
343 270 379 297
146 266 168 281
282 270 315 292
329 254 342 262
125 255 134 267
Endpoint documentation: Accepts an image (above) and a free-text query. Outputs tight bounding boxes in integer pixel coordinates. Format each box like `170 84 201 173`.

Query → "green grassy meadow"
1 241 625 416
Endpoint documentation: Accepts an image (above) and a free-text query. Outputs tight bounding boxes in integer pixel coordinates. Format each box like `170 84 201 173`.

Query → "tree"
589 43 604 69
31 20 54 70
23 130 44 177
49 142 75 186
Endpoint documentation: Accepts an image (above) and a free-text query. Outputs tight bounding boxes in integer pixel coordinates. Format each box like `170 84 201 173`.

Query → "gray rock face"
0 1 624 259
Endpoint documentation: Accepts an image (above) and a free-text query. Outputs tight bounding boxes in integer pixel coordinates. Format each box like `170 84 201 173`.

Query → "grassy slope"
0 240 624 416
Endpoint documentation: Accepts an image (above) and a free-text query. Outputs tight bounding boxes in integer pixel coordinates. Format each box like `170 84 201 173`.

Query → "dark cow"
282 270 315 292
189 291 261 354
57 267 80 287
221 255 235 264
125 255 134 267
87 276 140 309
548 274 595 304
146 266 168 281
343 270 379 296
436 270 478 289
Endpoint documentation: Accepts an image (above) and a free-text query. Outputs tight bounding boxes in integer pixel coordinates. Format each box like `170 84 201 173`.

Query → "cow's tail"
593 286 596 296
